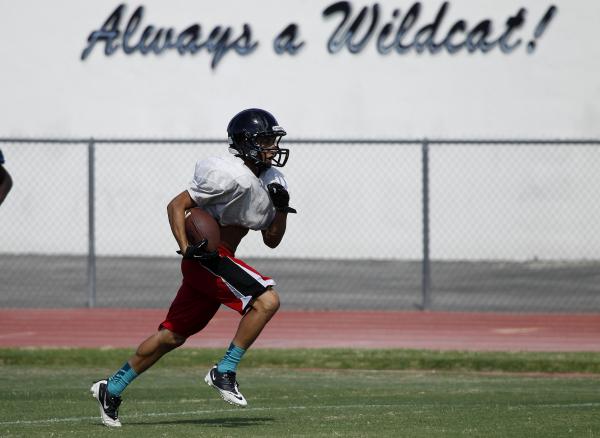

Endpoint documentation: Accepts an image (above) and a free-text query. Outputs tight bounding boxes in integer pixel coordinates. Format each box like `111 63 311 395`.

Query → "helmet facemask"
229 132 289 169
255 134 289 168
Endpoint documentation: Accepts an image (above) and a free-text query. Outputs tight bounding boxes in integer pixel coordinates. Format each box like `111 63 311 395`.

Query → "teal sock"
217 343 246 373
107 362 138 396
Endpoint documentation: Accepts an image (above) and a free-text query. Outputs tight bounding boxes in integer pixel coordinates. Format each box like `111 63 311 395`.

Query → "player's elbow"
264 240 280 249
262 233 283 249
167 195 181 212
263 237 279 249
166 201 176 221
167 191 195 215
166 198 176 215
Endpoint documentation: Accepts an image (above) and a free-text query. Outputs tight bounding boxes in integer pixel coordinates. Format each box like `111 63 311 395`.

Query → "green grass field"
1 348 599 437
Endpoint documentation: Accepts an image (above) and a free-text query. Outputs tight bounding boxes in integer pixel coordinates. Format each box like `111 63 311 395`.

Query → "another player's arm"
0 165 13 206
167 190 197 254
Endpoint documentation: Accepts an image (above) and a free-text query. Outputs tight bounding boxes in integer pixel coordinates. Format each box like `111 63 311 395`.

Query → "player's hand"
267 183 297 214
176 239 219 260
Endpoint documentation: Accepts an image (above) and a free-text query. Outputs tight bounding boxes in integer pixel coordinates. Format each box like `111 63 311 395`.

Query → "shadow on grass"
126 416 274 428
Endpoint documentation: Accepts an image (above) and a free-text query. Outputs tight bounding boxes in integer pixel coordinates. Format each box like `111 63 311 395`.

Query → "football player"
0 149 13 206
91 108 296 427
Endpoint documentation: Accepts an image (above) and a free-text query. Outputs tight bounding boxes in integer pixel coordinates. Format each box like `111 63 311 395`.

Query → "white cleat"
204 365 248 407
90 379 122 427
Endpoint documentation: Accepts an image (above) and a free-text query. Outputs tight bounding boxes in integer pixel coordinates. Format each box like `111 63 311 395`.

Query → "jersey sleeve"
187 159 235 207
261 168 290 192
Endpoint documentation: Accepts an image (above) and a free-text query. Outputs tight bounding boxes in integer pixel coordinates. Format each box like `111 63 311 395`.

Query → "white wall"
1 1 599 259
1 0 598 138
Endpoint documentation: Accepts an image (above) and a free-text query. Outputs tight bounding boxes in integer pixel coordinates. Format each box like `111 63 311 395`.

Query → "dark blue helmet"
227 108 289 169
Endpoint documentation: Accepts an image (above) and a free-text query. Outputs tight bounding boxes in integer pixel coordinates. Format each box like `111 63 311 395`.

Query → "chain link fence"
1 138 599 312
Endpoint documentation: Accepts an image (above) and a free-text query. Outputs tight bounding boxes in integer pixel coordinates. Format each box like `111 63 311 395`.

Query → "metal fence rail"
1 137 599 312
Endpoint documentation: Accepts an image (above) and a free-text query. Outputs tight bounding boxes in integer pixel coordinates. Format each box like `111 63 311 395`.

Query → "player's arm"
262 183 296 248
0 165 13 206
262 212 287 248
167 190 197 254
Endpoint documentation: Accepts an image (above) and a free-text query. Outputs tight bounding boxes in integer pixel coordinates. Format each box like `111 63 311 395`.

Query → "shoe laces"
216 369 240 391
105 392 122 417
222 371 238 385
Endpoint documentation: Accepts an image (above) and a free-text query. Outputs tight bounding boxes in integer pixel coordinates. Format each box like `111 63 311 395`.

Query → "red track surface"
0 309 598 352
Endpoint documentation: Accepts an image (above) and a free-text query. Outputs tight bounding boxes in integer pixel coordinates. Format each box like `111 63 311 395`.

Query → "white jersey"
187 155 290 230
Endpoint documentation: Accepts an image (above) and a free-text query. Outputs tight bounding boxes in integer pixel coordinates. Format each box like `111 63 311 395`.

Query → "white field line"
2 402 600 426
0 404 392 426
508 402 600 410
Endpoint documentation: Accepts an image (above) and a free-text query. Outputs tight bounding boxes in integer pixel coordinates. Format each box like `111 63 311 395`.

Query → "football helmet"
227 108 289 169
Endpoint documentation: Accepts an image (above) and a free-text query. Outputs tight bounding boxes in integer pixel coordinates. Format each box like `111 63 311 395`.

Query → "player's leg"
232 288 280 349
204 253 280 407
90 329 186 428
205 289 281 405
106 328 186 393
92 275 219 427
129 328 187 373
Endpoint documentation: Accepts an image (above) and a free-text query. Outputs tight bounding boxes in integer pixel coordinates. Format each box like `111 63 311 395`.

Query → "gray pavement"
1 255 599 312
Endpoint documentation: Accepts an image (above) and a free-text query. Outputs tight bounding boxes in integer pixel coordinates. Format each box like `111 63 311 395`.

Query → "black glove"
176 239 219 260
267 183 297 214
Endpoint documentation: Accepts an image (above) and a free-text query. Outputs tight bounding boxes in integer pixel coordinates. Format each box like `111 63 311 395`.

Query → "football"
185 208 220 251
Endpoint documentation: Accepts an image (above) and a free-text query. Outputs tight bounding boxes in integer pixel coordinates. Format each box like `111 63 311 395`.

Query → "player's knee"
255 289 280 315
159 329 186 348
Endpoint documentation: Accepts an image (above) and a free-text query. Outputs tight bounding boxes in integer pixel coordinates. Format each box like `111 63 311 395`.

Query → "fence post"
87 138 96 308
421 139 431 310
